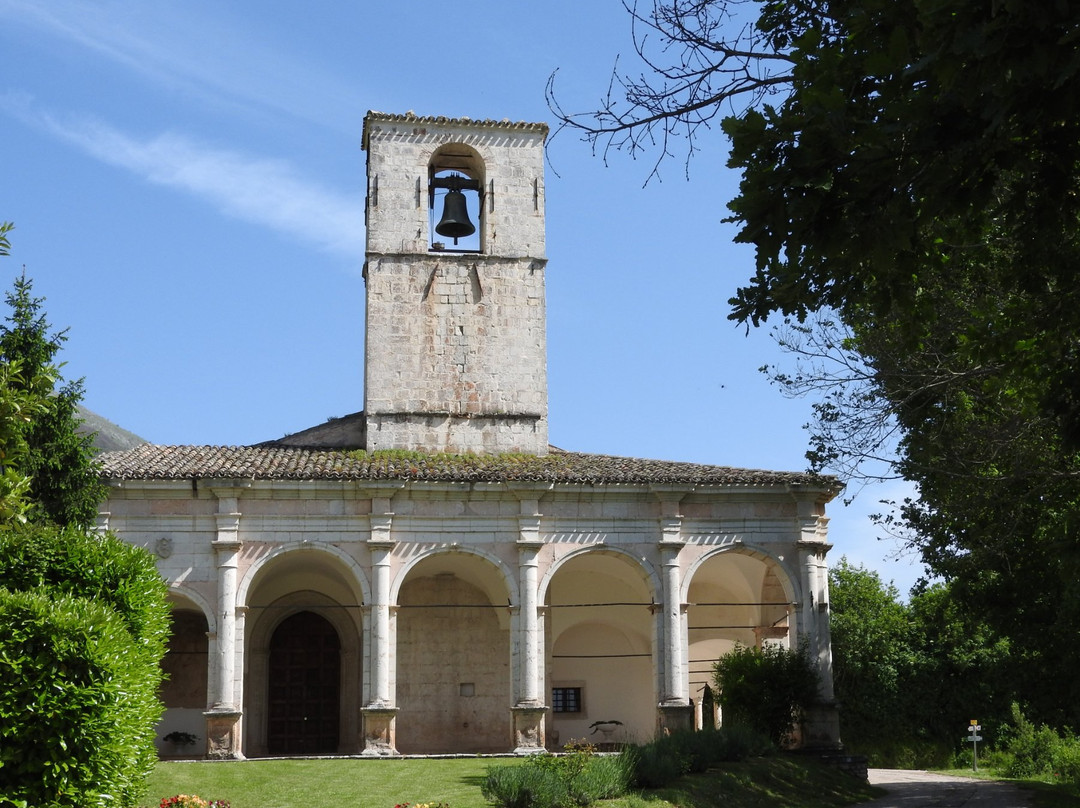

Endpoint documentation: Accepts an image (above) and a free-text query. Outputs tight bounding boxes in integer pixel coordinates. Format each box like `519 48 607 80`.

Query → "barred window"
552 686 582 713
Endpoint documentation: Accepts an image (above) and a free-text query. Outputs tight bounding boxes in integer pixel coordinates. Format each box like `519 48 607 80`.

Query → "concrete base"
801 701 843 751
511 705 547 754
361 707 399 756
656 702 694 736
203 709 244 760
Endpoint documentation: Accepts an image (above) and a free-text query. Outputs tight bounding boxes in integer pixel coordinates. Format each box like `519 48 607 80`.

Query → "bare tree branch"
547 0 795 182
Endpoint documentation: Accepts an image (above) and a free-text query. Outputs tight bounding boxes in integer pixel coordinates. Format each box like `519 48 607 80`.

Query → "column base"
800 701 843 751
361 706 399 756
203 709 244 760
656 702 694 737
511 705 547 754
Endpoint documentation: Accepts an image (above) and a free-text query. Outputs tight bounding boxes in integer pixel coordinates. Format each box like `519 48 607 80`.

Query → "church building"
98 111 841 759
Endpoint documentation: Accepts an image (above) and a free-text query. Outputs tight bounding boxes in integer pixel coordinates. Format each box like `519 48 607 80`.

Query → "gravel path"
861 769 1033 807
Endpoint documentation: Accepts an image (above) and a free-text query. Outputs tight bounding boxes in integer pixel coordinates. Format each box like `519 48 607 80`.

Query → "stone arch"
542 547 658 747
683 545 801 715
242 547 365 756
391 544 518 610
428 142 486 252
538 544 662 604
157 590 211 758
392 548 513 753
166 585 216 636
237 542 370 609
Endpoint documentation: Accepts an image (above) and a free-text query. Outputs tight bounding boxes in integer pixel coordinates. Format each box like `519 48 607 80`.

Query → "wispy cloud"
0 0 367 133
2 96 365 259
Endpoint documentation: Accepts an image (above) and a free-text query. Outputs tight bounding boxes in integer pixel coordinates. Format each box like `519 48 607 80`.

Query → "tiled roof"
362 111 548 148
98 444 836 490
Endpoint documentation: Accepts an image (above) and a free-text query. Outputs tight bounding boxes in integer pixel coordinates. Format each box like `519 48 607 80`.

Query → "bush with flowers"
393 803 450 808
160 795 230 808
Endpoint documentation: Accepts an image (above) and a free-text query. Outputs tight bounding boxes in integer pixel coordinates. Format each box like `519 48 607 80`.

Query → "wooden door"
267 611 340 755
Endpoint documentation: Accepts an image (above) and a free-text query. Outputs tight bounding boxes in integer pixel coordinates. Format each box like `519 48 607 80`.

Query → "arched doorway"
267 611 341 755
242 546 365 757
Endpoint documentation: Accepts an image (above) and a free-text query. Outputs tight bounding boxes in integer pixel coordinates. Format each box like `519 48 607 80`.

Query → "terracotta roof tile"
98 444 836 490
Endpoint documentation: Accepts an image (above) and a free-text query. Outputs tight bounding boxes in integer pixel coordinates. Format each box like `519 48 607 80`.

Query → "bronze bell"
435 188 476 241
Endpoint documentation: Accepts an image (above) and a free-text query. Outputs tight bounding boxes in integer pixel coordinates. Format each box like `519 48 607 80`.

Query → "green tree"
829 560 1012 764
828 559 912 747
905 582 1012 748
0 224 56 527
0 270 105 529
555 1 1080 730
713 641 820 747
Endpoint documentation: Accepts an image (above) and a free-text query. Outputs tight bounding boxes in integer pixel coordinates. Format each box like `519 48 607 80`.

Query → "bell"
435 188 476 241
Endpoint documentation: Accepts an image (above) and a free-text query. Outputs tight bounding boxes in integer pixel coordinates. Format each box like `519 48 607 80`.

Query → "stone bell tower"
361 111 549 455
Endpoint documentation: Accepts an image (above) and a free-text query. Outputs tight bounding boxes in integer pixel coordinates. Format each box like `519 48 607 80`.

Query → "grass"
142 757 494 808
140 754 882 808
602 756 882 808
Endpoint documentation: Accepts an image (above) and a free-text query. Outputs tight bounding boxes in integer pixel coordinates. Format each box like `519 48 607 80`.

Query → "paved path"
862 769 1033 807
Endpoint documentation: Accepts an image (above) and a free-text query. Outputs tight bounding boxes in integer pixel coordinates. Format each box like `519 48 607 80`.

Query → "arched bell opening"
685 550 796 729
429 144 484 254
543 550 657 748
393 550 512 754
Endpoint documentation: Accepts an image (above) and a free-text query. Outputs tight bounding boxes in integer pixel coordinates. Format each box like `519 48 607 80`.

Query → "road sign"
967 721 981 772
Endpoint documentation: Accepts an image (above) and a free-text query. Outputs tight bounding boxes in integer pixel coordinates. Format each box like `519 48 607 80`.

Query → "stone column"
655 494 693 735
204 488 245 760
362 497 399 756
796 496 841 750
512 495 546 753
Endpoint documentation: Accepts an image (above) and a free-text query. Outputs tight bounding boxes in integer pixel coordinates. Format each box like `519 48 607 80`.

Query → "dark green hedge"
0 524 170 808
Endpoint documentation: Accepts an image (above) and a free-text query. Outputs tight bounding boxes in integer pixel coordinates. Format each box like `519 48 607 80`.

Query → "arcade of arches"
144 482 838 759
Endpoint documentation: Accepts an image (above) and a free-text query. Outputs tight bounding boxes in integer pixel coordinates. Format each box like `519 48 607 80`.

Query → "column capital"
368 512 395 547
518 513 543 547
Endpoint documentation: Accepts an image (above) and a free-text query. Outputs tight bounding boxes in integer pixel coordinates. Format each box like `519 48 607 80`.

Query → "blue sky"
0 0 924 595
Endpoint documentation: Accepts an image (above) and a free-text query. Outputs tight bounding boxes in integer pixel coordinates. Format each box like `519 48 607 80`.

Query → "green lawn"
141 755 881 808
143 757 495 808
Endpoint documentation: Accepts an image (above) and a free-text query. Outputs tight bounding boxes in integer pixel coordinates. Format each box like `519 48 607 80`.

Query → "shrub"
568 752 635 804
0 589 163 807
482 742 636 808
629 739 687 789
0 523 170 649
0 524 170 807
481 763 568 808
713 642 821 747
1052 738 1080 785
1003 703 1062 778
850 737 956 770
626 726 771 789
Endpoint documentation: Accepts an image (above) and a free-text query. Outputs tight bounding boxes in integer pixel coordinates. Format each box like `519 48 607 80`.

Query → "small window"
552 687 582 713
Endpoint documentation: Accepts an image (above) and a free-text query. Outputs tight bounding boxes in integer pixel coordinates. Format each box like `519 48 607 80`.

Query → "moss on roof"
98 444 837 491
